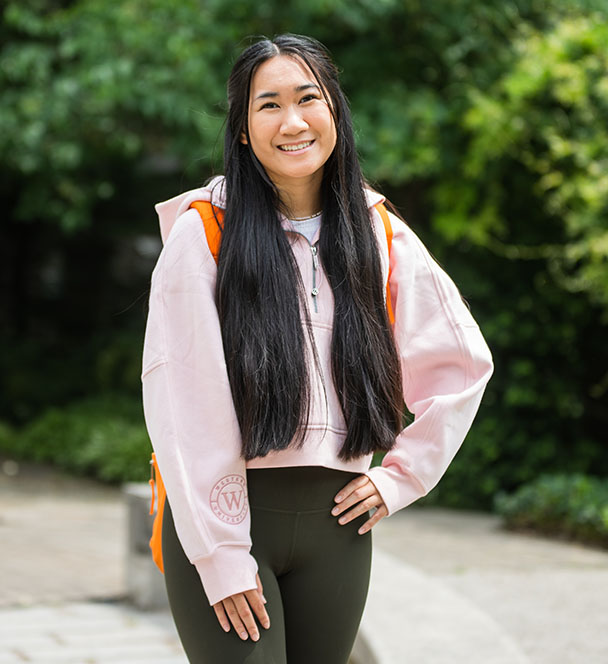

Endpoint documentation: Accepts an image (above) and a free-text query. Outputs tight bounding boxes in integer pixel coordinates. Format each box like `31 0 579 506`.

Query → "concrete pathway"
1 457 607 663
361 548 529 664
0 602 186 664
0 458 126 607
371 507 608 664
0 458 186 663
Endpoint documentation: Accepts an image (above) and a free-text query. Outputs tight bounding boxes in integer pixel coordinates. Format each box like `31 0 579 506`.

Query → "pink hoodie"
141 176 493 606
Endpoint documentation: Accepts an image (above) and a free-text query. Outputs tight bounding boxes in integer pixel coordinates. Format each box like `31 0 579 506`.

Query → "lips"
277 140 315 152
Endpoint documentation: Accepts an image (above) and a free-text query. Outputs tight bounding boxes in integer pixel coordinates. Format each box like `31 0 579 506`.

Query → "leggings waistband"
246 465 361 512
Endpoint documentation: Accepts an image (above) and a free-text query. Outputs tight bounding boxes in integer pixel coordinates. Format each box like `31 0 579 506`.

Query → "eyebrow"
253 83 320 101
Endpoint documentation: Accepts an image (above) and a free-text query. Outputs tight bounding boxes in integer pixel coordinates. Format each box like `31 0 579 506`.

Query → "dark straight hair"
215 33 403 461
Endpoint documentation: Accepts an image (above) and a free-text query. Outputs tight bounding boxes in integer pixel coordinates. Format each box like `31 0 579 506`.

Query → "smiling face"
243 55 337 198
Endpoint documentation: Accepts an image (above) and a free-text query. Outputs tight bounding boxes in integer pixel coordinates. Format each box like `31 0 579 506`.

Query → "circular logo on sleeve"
209 475 248 524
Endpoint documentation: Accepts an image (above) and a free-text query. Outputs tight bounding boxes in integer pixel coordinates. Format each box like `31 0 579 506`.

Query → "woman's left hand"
331 475 388 535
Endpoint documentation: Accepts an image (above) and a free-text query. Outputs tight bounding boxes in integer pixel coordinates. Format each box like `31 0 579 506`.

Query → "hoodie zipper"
310 244 319 313
288 230 320 313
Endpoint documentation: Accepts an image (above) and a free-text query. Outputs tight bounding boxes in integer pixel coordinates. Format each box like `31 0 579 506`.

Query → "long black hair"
215 33 403 461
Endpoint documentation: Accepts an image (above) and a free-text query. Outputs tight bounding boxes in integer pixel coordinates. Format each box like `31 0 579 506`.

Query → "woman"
141 33 493 664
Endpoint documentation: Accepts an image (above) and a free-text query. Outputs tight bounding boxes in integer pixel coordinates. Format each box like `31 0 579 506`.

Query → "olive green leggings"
162 466 373 664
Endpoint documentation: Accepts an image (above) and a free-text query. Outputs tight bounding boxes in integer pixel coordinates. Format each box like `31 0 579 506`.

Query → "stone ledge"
357 548 530 664
123 483 168 611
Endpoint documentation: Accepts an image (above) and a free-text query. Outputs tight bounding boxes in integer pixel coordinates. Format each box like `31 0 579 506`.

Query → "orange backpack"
149 200 394 573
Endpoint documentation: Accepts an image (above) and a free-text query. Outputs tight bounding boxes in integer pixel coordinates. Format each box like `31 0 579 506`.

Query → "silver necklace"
290 210 323 221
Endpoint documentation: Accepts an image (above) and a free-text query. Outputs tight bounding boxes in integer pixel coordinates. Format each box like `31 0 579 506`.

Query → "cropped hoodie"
141 176 494 606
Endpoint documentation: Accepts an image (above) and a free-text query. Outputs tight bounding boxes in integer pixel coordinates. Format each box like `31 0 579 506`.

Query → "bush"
408 237 608 510
0 392 151 484
494 474 608 548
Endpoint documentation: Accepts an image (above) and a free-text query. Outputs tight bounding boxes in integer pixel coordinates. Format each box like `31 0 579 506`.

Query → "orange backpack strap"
190 201 225 264
374 202 395 325
148 453 166 573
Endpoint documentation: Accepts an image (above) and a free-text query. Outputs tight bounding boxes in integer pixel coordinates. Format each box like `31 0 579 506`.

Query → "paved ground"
1 461 126 608
374 508 608 664
0 458 186 664
1 456 607 663
0 602 186 664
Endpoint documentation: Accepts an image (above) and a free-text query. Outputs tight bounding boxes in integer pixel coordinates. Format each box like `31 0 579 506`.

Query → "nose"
280 104 308 135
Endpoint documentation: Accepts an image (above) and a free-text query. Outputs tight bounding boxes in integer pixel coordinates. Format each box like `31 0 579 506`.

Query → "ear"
240 130 248 145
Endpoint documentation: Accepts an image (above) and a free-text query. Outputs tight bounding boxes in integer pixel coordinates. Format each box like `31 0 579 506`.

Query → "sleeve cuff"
194 545 259 606
365 465 429 516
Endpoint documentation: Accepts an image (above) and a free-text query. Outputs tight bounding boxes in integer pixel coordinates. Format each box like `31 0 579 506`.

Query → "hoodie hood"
155 176 227 245
154 175 385 245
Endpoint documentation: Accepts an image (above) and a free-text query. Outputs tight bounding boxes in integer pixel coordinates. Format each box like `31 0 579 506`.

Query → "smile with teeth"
278 140 314 152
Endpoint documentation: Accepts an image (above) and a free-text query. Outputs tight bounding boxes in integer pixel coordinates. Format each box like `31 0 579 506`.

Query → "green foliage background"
495 474 608 547
2 0 607 507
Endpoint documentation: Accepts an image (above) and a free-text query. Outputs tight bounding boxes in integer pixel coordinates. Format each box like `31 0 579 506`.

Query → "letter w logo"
222 490 243 512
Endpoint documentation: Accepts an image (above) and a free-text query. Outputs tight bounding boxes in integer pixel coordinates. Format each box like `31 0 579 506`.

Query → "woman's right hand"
212 573 271 641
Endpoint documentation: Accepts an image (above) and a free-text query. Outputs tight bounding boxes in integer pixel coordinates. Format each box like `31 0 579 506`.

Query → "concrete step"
354 549 530 664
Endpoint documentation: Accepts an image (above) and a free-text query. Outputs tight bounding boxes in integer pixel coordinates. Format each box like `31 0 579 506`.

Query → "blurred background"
2 0 608 548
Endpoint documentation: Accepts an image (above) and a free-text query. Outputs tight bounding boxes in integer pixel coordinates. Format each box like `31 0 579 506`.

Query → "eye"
299 94 320 104
259 101 279 110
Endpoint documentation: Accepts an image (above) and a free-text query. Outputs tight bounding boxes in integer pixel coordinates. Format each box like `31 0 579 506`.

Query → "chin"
275 162 325 181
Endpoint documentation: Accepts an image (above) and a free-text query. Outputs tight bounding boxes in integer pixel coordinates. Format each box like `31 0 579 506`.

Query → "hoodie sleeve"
141 208 258 606
365 211 494 515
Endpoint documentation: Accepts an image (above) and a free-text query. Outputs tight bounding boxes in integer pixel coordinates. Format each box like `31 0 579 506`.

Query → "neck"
274 172 323 219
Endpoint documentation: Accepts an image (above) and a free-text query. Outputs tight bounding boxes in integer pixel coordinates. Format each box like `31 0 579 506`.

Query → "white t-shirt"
288 213 322 244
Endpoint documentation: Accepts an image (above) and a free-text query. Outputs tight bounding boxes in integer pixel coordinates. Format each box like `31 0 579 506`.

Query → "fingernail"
263 619 270 629
262 594 267 603
223 623 230 632
240 631 248 639
358 526 367 534
331 507 339 515
335 494 343 502
252 632 259 641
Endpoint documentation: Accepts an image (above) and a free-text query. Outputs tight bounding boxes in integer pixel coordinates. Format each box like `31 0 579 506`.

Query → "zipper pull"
311 245 319 269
